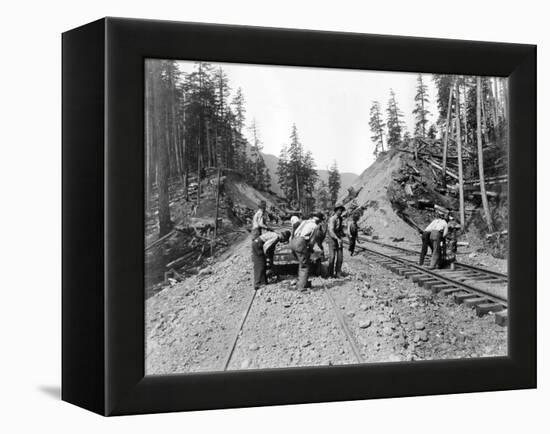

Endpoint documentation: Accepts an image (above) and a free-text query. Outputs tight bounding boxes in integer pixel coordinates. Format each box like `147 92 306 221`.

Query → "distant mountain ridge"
261 152 359 196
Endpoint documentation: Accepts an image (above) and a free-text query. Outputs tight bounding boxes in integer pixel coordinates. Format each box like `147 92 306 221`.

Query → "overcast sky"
176 60 440 175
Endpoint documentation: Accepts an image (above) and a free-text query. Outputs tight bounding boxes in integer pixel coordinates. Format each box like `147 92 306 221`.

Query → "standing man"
252 230 291 290
327 206 346 277
251 200 269 239
290 213 323 290
347 213 360 256
419 215 449 269
444 215 461 270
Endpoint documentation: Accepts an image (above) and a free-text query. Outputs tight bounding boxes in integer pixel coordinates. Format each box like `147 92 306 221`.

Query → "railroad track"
353 242 508 326
356 235 508 283
222 284 364 370
222 226 507 369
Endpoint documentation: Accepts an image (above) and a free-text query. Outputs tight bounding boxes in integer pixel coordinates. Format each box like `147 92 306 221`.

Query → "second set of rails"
221 228 508 370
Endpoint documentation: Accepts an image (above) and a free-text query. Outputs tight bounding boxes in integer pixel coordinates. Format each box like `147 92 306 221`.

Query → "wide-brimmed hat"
333 205 345 213
290 216 301 226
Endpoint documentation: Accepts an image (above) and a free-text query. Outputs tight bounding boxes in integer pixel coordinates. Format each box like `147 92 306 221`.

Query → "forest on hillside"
145 60 341 235
368 74 509 232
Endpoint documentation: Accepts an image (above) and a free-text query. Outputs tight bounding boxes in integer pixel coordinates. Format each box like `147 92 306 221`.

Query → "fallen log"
192 231 229 246
166 249 197 269
145 229 177 251
425 158 459 180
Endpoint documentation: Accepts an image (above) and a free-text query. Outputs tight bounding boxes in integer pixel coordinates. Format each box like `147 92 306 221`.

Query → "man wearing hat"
419 214 449 269
251 200 269 239
347 212 360 256
290 213 323 290
327 205 346 277
252 230 291 290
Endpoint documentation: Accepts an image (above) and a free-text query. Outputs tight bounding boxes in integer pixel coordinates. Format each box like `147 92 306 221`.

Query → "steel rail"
222 289 257 371
356 235 507 279
356 243 507 305
322 284 364 364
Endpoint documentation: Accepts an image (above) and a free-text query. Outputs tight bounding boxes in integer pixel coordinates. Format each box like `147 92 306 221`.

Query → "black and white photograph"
144 60 509 375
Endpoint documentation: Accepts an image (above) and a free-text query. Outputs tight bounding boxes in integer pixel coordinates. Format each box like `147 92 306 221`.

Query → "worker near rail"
251 200 269 239
444 215 461 270
290 213 324 290
252 230 291 290
419 215 449 269
327 205 346 277
347 213 360 256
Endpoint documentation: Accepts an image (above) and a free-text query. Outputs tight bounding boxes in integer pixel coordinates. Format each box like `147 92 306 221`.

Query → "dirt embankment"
340 151 508 272
340 152 420 242
145 173 287 296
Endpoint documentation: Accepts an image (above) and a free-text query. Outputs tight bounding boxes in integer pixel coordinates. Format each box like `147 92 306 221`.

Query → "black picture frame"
62 17 536 416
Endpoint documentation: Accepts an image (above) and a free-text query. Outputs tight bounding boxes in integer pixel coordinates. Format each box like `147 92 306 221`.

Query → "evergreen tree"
327 161 341 207
276 145 291 199
248 119 270 191
314 180 331 212
369 101 385 156
413 74 430 138
386 89 404 149
276 124 318 211
432 74 455 135
231 87 247 172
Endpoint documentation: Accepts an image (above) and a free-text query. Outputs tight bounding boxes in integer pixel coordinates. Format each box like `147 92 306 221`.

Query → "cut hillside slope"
145 172 286 296
340 152 419 243
339 150 508 272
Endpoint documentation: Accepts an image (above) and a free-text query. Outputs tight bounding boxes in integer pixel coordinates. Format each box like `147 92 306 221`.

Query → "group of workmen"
251 200 460 291
251 200 360 291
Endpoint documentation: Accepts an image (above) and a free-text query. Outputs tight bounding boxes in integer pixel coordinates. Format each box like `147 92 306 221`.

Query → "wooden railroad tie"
495 309 508 326
360 250 508 327
476 302 505 316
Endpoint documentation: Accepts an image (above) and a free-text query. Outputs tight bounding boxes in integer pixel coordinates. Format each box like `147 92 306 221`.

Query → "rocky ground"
145 236 507 375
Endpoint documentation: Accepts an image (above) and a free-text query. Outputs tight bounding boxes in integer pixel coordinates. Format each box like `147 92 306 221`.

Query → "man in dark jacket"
347 213 360 256
327 205 345 277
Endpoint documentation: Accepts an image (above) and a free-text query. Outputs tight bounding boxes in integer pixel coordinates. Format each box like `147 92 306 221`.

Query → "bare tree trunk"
501 77 509 121
296 173 301 211
196 145 201 208
462 80 468 147
492 78 499 126
442 79 454 187
455 81 465 229
476 77 494 232
151 62 172 236
420 77 426 138
145 67 153 213
214 166 222 238
480 91 490 146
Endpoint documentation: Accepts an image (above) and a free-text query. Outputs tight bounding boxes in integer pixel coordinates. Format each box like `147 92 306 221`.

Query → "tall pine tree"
413 74 430 138
276 124 318 211
327 161 341 207
369 101 385 156
386 89 404 149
